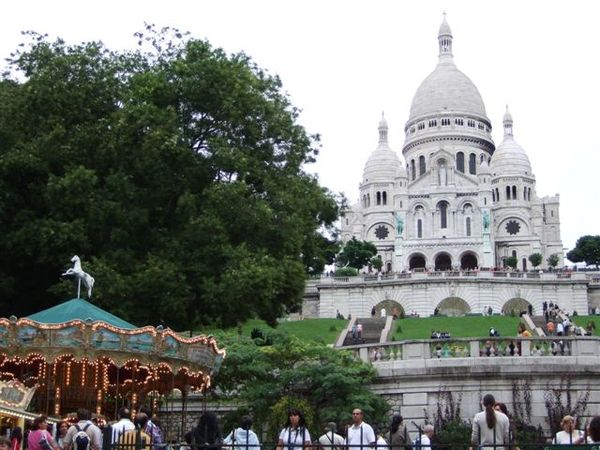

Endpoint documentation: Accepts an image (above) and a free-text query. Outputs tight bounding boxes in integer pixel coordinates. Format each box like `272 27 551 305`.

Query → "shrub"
334 267 358 277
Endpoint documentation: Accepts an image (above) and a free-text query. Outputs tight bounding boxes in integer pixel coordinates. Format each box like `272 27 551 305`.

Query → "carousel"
0 256 225 437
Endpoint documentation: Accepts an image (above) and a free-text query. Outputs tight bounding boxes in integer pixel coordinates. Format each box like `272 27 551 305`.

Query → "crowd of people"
1 407 165 450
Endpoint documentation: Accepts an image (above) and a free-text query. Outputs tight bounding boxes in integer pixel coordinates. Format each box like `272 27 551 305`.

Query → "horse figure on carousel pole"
62 255 95 299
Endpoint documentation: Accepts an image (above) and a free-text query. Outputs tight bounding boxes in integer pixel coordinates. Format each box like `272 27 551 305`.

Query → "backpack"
74 424 91 450
38 431 54 450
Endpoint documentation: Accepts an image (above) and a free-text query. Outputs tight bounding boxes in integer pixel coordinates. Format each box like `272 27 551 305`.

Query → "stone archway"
460 252 478 270
435 253 452 271
409 254 426 270
437 297 471 316
373 300 405 319
502 298 531 316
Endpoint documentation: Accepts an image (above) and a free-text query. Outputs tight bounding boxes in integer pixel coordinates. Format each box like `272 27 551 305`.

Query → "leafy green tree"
547 253 561 269
214 329 389 434
528 253 543 268
336 237 377 270
505 256 518 269
0 27 339 328
370 255 383 272
567 235 600 267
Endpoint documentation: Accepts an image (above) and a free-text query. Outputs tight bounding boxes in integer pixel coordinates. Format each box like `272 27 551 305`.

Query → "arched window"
469 153 476 174
496 188 500 201
524 186 527 200
382 191 387 205
512 185 517 199
362 195 366 207
419 155 426 176
492 190 496 202
480 154 485 163
439 201 448 229
376 191 381 206
506 186 511 199
411 160 416 181
528 188 531 201
417 219 423 238
367 194 370 207
456 152 465 173
512 250 517 258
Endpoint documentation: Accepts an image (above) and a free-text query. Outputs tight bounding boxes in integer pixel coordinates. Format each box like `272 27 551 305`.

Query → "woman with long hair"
193 412 222 450
470 394 509 450
493 403 519 450
54 422 69 450
276 408 311 450
389 415 411 450
27 416 58 450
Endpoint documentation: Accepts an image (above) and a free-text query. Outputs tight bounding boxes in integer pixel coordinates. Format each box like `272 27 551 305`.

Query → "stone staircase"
341 317 387 346
522 314 546 336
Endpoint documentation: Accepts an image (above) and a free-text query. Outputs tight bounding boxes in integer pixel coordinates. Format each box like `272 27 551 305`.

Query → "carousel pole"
77 278 81 299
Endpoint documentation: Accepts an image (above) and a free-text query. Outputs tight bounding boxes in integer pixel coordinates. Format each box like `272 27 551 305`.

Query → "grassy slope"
198 315 600 345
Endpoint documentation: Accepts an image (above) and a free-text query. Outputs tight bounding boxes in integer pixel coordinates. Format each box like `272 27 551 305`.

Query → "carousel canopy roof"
26 298 136 329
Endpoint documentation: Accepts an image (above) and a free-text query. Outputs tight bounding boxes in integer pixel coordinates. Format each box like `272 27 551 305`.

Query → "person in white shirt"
111 407 135 444
414 425 433 449
553 415 584 445
470 394 509 450
276 408 311 450
318 423 344 450
345 409 375 450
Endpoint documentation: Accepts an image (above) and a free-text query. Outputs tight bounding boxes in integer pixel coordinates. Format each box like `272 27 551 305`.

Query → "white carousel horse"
62 255 95 298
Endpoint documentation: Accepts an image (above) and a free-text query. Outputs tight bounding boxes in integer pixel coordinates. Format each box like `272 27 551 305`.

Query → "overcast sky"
1 0 598 253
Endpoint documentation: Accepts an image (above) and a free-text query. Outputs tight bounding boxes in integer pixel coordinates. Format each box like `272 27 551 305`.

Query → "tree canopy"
566 235 600 268
336 237 377 270
213 328 389 434
0 27 340 329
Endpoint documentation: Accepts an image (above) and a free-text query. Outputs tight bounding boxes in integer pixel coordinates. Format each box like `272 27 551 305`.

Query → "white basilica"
341 17 563 273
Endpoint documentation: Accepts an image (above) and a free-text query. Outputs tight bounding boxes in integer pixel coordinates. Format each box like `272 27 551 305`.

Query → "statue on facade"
395 213 404 235
439 164 447 186
62 255 95 298
483 210 490 232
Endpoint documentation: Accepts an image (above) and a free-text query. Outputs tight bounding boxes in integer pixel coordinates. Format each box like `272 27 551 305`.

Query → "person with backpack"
28 416 59 450
139 407 164 449
64 409 102 450
111 407 136 445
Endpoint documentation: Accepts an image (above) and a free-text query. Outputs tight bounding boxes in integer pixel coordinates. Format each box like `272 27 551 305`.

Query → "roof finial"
378 112 388 144
503 105 514 137
438 12 453 59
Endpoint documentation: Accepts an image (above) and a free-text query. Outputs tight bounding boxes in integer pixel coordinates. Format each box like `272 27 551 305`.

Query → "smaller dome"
490 108 531 176
363 114 400 182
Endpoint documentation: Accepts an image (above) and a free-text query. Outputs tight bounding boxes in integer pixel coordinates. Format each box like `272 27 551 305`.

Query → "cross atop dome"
438 12 453 59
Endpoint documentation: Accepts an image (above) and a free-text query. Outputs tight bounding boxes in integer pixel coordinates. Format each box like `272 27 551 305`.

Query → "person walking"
63 409 102 450
345 409 375 450
276 408 311 450
470 394 509 450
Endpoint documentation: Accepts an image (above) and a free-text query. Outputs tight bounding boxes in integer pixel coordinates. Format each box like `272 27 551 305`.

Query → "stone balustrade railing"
310 270 591 285
344 336 600 364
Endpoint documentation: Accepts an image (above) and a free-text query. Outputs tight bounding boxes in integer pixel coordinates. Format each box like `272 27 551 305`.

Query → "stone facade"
340 17 563 274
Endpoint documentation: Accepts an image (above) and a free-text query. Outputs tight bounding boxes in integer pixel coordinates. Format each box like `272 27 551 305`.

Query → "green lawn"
392 315 522 340
201 318 349 345
195 315 600 345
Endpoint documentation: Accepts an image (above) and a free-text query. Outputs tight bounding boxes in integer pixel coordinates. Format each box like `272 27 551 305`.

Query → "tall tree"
336 237 377 270
0 27 339 328
214 330 389 433
567 235 600 268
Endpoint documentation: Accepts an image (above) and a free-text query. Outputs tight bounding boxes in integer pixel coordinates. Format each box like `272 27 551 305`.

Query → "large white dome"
409 59 487 121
